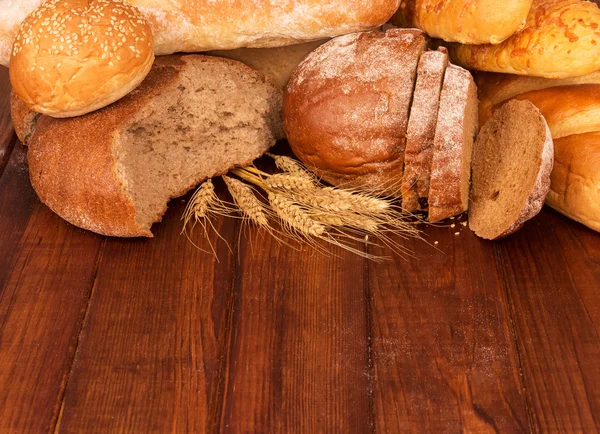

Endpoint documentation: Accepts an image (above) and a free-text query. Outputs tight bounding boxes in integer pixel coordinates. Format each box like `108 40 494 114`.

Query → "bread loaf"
207 40 329 89
450 0 600 79
284 29 428 195
548 133 600 232
477 71 600 232
9 0 155 118
428 64 479 222
476 71 600 125
0 0 401 67
393 0 532 44
24 54 284 237
401 48 448 212
469 100 553 239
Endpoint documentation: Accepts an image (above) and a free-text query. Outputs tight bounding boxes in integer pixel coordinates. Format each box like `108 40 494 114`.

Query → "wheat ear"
268 193 325 237
222 175 270 228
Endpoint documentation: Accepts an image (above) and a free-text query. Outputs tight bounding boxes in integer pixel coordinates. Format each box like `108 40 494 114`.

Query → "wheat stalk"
222 175 269 228
268 193 326 237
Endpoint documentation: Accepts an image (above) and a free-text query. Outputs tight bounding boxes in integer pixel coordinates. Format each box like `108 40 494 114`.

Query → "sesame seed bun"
9 0 154 118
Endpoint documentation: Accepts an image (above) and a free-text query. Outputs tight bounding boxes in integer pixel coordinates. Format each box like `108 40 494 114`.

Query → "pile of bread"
2 0 600 238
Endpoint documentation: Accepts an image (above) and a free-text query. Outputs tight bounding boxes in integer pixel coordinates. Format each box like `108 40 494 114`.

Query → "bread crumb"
434 241 439 245
450 216 455 220
450 223 456 228
461 221 467 227
454 231 460 235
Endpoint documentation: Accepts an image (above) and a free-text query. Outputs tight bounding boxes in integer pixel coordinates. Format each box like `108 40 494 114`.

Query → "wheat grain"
223 176 269 228
268 193 325 237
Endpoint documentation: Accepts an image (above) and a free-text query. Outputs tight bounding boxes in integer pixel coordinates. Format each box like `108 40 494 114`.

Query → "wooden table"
1 66 600 434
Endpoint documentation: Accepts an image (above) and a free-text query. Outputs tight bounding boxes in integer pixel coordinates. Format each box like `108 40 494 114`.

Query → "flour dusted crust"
451 0 600 79
393 0 531 44
0 0 401 66
284 29 428 195
401 48 448 212
428 64 478 222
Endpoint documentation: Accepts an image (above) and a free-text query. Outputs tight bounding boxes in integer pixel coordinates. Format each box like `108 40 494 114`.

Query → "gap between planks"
363 244 376 433
493 243 538 434
0 132 17 180
52 238 108 434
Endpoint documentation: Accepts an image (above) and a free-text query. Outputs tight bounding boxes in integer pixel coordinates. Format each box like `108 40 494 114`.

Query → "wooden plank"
219 236 372 432
369 219 531 432
0 66 16 179
56 198 238 433
0 143 106 433
497 208 600 432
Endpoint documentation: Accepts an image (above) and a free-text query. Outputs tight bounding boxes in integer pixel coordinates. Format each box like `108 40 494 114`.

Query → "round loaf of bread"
9 0 154 118
283 29 428 195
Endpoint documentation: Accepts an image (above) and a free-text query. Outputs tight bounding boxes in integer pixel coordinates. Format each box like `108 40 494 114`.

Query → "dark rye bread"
401 48 448 212
284 29 428 196
11 91 39 146
428 64 479 222
26 54 283 237
469 100 553 239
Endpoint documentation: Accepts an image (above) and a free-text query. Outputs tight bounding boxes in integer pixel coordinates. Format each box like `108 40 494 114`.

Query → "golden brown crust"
9 0 155 117
547 133 600 232
476 71 600 125
450 0 600 79
0 0 401 66
10 91 39 146
393 0 532 44
284 29 428 195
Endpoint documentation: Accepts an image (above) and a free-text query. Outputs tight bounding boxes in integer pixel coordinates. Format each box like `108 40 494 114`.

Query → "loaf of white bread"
11 54 284 237
477 72 600 232
0 0 401 67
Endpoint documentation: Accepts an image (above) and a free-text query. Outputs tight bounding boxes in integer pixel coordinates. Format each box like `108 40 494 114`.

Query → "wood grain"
497 208 600 432
56 196 238 433
219 235 372 432
0 143 106 433
369 218 531 433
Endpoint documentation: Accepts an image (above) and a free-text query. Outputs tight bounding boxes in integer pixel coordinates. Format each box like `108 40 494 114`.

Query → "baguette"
450 0 600 79
393 0 532 44
23 54 284 237
0 0 401 67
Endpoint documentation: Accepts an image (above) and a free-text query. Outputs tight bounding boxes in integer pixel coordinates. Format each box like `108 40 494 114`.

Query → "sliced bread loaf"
469 100 553 239
401 48 449 212
27 54 284 237
428 64 479 222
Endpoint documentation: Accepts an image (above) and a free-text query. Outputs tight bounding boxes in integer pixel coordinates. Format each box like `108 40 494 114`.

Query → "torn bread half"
428 64 479 222
26 54 284 237
401 48 449 212
469 100 554 239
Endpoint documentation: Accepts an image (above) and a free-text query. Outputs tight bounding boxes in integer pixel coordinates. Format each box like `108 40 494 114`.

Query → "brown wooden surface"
1 68 600 434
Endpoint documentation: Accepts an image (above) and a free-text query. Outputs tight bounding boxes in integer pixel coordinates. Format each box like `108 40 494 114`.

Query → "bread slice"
27 54 284 237
401 48 449 212
428 64 479 222
469 100 553 239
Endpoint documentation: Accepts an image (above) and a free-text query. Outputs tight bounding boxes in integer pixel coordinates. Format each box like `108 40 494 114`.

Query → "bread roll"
469 100 553 239
476 71 600 125
284 29 428 195
0 0 402 67
548 133 600 232
24 55 284 237
450 0 600 79
10 0 155 118
393 0 532 44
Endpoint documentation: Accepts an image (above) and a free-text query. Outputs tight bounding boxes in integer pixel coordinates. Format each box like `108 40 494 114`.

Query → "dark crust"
27 54 283 237
11 91 40 146
283 28 428 196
